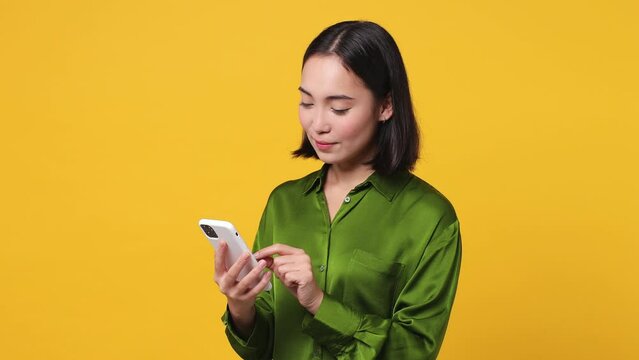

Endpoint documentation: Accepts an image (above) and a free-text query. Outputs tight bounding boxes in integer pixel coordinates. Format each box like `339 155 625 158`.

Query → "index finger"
225 251 251 281
254 243 304 259
214 240 228 276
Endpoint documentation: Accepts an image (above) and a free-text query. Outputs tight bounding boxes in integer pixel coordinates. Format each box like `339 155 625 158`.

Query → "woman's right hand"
214 240 271 337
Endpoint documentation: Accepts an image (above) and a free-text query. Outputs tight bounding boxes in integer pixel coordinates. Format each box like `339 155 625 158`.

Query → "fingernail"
258 259 266 267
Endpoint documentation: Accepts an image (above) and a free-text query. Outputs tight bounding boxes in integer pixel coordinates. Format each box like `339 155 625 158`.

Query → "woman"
214 20 462 359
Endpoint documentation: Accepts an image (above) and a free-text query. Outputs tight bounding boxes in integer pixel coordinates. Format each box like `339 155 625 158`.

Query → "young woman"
214 20 462 359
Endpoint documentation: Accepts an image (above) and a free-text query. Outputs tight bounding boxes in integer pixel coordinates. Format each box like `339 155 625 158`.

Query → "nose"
311 109 330 134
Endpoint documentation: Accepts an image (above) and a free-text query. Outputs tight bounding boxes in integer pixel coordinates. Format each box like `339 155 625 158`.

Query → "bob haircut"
292 20 420 175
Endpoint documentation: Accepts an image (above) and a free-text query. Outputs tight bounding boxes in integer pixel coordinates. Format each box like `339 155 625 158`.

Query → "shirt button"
319 265 326 272
344 196 351 203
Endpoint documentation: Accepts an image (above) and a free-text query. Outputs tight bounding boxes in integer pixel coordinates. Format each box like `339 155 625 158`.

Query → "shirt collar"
302 162 330 196
302 163 412 202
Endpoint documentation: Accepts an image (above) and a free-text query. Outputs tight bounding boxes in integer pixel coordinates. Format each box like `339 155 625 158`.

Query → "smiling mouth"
314 139 337 145
313 139 338 151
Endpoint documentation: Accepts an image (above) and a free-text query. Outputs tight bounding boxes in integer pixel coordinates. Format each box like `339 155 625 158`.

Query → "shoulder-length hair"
292 20 420 175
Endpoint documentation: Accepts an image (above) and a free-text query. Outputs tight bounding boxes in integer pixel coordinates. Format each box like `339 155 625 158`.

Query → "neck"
326 162 375 190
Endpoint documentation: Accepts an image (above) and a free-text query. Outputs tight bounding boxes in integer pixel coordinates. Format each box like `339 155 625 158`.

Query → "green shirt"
221 163 462 359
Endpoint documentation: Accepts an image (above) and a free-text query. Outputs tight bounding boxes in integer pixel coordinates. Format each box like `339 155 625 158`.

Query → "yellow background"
1 1 637 359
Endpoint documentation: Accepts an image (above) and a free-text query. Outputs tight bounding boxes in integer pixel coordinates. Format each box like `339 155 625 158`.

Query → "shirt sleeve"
220 196 275 360
301 218 463 359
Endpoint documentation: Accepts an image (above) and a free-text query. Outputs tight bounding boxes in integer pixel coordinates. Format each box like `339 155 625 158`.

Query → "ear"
377 92 394 123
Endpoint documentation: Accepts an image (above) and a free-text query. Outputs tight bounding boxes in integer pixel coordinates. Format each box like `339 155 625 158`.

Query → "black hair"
291 20 420 175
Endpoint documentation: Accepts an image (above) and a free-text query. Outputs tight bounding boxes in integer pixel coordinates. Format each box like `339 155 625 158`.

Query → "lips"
314 138 337 146
313 138 337 151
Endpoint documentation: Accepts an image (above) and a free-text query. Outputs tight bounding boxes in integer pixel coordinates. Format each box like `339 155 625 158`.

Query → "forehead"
300 54 367 97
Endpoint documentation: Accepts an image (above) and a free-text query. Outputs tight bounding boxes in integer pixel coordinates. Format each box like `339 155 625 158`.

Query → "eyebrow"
298 86 354 101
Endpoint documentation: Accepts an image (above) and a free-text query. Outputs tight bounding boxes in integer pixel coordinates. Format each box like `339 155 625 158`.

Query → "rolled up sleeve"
220 291 274 359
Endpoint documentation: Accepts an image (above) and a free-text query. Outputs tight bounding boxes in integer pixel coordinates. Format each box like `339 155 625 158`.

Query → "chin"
315 152 339 164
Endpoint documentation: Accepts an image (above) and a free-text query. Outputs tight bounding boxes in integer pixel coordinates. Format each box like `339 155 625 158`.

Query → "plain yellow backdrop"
1 1 637 359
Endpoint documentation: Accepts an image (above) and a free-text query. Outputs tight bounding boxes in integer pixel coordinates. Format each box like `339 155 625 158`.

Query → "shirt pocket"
344 249 405 318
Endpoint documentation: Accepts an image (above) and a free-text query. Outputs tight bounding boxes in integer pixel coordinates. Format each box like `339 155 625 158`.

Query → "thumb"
262 256 274 269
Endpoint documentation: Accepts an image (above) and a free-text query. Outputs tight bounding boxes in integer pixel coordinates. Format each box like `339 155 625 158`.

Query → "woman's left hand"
254 244 324 314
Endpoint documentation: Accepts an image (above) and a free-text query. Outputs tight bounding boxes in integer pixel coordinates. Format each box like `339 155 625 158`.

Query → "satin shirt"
221 163 462 359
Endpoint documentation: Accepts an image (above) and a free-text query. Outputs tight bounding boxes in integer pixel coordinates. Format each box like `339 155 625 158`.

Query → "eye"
299 102 313 108
332 108 351 115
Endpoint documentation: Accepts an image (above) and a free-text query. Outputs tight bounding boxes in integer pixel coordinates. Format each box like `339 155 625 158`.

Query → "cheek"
339 115 375 141
298 109 312 131
338 123 361 139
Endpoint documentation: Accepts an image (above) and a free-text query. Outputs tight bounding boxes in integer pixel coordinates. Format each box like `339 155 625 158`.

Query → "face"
298 54 392 169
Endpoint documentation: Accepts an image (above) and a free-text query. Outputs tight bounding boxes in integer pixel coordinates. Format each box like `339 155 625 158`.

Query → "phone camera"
200 224 218 238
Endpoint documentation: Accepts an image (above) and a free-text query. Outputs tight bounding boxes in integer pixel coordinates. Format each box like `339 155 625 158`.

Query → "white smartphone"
199 219 272 292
